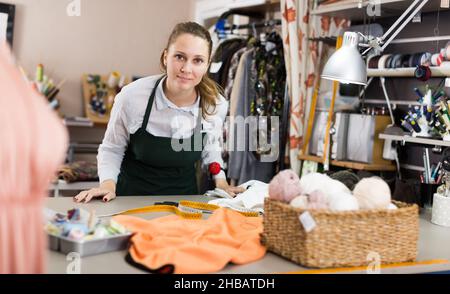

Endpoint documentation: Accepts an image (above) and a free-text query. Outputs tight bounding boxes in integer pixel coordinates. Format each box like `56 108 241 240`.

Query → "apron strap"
142 75 165 130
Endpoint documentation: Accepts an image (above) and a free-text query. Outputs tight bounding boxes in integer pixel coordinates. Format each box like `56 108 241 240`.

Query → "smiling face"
163 33 210 93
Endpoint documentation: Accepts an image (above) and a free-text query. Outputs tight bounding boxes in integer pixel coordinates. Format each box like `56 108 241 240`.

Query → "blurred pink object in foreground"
0 43 68 273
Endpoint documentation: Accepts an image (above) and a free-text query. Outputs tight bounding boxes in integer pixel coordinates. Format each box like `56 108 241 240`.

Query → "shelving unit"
311 0 445 21
379 133 450 147
298 154 397 171
368 66 450 77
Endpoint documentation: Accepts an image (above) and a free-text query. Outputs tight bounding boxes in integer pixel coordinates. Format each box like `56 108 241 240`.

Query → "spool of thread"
426 105 433 122
401 54 411 68
445 42 450 61
368 55 381 69
36 64 44 83
107 71 120 89
68 228 85 241
431 53 440 66
420 52 432 66
415 65 432 81
378 54 392 69
413 53 424 67
408 116 422 132
434 90 445 101
401 119 415 133
414 87 424 101
436 50 445 66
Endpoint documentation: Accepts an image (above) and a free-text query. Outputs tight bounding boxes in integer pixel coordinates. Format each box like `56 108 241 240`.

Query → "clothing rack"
222 19 282 32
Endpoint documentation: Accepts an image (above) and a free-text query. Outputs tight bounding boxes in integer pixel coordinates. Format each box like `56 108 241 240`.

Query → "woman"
75 22 244 203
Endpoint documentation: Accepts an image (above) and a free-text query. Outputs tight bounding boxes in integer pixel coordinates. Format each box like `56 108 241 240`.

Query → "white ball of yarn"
299 173 331 194
387 203 398 210
300 173 350 197
353 177 391 210
290 196 309 209
328 191 359 211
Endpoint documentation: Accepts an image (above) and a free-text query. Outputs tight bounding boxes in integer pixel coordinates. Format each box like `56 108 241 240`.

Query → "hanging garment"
209 38 246 88
227 49 276 185
0 43 68 273
114 208 266 274
115 76 205 196
224 46 248 100
250 33 286 163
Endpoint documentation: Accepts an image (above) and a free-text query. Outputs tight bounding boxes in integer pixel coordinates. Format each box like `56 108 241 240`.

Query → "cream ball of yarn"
269 169 303 203
328 191 359 211
353 177 391 210
300 173 351 199
290 196 309 209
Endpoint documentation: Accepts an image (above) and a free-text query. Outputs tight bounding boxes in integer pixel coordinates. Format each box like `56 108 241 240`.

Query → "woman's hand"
73 180 116 203
215 179 246 198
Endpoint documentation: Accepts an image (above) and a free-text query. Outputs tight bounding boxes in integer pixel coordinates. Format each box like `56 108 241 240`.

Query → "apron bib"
116 76 205 196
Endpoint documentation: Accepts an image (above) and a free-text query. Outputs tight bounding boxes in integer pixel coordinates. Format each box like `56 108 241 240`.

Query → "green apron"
116 76 205 196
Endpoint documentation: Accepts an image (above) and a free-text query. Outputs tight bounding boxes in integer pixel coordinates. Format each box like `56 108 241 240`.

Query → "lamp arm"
358 0 429 56
380 0 429 51
380 0 421 43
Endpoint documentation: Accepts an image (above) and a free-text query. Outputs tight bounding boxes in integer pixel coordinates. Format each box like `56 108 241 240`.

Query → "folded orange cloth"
114 208 266 274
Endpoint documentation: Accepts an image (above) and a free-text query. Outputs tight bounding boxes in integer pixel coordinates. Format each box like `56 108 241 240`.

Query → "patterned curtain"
281 0 350 174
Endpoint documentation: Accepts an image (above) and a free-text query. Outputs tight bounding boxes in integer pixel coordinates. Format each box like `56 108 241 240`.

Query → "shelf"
379 133 450 147
311 0 447 21
298 154 397 171
63 117 94 127
367 66 450 77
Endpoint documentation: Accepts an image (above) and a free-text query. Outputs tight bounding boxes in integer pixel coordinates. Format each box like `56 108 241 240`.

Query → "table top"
45 196 450 274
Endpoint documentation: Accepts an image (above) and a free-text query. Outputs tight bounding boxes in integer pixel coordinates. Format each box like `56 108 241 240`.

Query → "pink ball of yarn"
307 190 329 210
309 190 327 203
269 170 302 203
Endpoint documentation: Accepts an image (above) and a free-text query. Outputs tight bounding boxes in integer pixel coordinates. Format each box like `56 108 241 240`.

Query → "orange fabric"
114 208 266 274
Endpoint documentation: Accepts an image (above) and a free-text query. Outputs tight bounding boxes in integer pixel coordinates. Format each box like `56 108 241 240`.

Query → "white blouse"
97 75 228 184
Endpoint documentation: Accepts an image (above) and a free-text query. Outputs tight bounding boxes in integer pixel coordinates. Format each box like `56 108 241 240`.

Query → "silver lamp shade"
321 32 367 86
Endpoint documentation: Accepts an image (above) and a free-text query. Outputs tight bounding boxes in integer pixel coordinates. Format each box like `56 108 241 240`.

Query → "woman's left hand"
215 179 246 197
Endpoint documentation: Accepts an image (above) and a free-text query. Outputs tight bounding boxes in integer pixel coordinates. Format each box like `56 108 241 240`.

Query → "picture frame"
0 2 15 47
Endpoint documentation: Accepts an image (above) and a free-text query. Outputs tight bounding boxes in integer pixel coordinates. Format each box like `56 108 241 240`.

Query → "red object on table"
209 162 221 176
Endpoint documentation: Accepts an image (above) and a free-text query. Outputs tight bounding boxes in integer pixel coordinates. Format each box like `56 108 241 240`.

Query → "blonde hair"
160 22 221 119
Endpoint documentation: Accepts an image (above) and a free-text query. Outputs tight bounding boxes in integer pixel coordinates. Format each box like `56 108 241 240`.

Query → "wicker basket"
261 198 419 268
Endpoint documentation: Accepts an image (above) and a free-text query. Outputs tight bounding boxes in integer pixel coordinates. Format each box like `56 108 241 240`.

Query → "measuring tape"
98 200 260 219
279 259 450 274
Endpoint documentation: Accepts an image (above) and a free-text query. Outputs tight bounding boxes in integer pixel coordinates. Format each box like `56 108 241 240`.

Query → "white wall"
9 0 195 117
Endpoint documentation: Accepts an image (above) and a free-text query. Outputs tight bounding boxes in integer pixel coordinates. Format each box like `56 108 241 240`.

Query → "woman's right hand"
73 180 116 203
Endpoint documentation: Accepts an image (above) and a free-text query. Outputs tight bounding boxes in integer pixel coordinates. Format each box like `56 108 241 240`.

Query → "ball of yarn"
269 169 302 203
308 190 329 210
300 173 351 202
290 196 308 209
388 203 398 210
328 191 359 211
329 170 360 190
300 173 333 194
353 177 391 210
